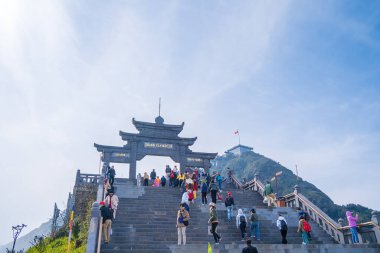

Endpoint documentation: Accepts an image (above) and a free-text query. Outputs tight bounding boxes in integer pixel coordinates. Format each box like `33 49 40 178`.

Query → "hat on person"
209 202 216 207
99 201 105 206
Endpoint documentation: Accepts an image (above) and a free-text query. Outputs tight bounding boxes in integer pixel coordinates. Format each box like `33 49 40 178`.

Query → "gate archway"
94 115 217 179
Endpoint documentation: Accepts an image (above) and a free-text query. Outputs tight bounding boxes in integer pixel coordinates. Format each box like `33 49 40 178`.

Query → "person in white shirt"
105 191 119 219
276 214 288 244
236 209 247 240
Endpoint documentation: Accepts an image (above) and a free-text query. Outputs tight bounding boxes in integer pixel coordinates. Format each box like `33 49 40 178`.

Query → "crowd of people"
97 164 360 251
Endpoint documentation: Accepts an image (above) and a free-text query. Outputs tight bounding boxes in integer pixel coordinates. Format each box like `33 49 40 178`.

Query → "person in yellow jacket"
177 172 185 188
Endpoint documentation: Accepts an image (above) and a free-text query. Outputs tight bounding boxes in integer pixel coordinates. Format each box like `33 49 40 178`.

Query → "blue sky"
1 0 380 245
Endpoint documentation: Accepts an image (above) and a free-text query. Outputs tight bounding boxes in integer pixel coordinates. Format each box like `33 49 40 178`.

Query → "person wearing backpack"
249 208 260 240
99 201 113 244
276 214 288 244
209 179 219 203
297 216 311 244
216 172 223 192
236 209 247 240
105 190 119 219
209 202 221 244
224 192 235 221
176 203 190 245
201 181 208 205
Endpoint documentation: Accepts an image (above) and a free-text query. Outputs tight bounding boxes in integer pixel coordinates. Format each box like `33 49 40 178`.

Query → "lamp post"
11 224 27 253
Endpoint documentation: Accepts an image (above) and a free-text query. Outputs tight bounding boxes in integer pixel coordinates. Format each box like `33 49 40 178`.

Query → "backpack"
250 213 258 222
240 215 246 223
303 220 311 232
280 219 287 230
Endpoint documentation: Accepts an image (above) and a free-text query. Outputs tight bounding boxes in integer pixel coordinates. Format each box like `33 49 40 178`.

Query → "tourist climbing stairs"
99 178 377 253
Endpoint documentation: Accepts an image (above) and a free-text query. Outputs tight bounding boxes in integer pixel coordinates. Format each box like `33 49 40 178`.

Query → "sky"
1 0 380 245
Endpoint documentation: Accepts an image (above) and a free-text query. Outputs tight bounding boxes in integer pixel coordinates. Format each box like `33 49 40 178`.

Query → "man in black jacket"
107 166 116 186
150 169 156 181
242 239 258 253
100 201 113 244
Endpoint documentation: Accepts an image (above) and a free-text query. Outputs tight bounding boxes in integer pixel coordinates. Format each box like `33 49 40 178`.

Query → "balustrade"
231 173 380 245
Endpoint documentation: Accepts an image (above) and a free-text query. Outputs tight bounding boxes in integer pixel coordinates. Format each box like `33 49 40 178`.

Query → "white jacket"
105 194 119 210
181 192 189 204
276 216 287 230
236 209 247 228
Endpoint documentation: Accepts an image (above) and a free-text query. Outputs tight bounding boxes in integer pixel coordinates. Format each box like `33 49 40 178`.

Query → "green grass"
25 237 86 253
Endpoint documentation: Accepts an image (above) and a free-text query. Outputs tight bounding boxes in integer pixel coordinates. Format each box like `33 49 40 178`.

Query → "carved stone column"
294 185 300 208
253 174 259 191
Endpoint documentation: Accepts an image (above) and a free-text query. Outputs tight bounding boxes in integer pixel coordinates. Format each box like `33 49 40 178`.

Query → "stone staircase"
100 179 378 253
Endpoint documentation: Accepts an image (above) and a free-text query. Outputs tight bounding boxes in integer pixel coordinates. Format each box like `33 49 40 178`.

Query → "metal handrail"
338 221 380 230
96 217 103 253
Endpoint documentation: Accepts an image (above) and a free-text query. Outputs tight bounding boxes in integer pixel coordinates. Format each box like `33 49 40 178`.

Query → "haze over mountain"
0 219 52 253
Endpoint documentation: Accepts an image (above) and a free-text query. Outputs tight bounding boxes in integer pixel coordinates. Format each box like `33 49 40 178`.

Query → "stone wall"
73 184 97 220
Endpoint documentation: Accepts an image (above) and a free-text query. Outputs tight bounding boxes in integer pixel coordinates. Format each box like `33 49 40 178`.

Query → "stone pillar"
129 142 137 180
75 169 81 185
253 174 259 191
101 161 109 175
338 218 345 227
179 146 187 173
86 202 100 253
371 211 380 244
372 211 380 225
294 185 300 208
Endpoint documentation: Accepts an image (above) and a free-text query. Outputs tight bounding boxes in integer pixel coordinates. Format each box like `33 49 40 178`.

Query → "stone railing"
86 175 104 253
75 169 101 185
237 174 380 245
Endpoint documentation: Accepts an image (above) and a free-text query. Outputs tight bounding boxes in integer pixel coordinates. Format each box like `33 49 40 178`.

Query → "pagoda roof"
132 118 184 135
186 151 218 159
94 143 130 152
119 131 197 145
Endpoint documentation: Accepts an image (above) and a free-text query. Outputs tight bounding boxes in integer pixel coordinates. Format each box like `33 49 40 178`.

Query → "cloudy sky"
1 0 380 245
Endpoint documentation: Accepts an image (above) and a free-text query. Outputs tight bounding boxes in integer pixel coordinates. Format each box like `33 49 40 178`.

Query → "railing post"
253 174 258 191
86 202 100 253
294 185 300 208
371 211 380 243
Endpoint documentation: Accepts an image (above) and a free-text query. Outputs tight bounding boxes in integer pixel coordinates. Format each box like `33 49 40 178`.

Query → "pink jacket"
346 211 358 227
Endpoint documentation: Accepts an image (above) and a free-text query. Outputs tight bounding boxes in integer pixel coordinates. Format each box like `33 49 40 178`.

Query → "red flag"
234 130 239 135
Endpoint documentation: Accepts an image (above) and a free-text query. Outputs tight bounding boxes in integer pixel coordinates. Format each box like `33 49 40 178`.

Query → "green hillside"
211 151 374 224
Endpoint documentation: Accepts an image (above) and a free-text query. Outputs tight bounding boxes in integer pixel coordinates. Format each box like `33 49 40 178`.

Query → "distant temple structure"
94 115 217 179
225 144 253 156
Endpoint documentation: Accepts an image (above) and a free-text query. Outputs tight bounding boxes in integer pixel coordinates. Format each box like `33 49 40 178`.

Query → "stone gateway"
94 115 217 179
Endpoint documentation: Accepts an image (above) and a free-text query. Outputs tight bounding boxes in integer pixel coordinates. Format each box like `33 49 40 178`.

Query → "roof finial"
159 97 161 116
155 97 164 124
